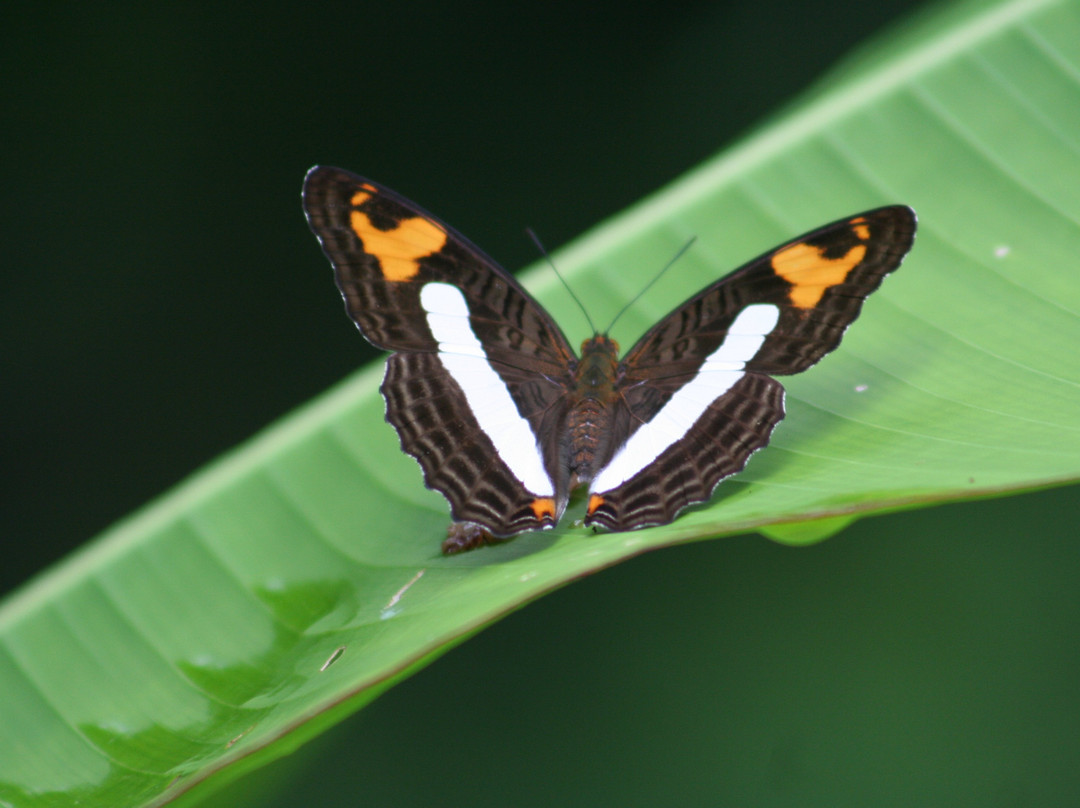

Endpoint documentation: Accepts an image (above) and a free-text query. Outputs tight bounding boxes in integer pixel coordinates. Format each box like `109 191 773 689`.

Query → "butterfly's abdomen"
567 336 621 488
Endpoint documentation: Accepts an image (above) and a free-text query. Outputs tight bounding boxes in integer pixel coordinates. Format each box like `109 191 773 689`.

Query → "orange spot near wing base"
771 241 867 309
348 202 448 282
531 498 557 521
587 494 604 515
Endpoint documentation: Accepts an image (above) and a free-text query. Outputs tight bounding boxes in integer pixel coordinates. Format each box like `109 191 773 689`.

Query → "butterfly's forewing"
586 206 917 531
621 207 917 379
303 166 577 535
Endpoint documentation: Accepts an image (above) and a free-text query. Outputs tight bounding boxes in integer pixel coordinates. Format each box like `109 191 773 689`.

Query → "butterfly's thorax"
566 335 621 488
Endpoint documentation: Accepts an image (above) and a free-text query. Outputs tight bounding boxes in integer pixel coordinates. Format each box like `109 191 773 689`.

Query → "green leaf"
3 0 1079 805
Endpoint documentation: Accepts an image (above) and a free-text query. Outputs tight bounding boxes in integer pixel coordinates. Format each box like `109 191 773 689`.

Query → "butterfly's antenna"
527 227 597 334
604 236 697 335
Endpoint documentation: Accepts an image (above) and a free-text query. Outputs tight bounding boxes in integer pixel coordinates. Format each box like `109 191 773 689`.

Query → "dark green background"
5 1 1079 805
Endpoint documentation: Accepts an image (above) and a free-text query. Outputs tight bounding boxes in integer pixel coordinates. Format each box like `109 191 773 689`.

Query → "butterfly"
302 166 916 553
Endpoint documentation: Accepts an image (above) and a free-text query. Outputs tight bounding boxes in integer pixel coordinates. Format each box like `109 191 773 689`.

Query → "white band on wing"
592 303 781 493
420 282 555 496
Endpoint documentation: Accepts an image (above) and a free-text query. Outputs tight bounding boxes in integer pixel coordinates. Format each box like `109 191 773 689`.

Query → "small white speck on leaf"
320 646 346 672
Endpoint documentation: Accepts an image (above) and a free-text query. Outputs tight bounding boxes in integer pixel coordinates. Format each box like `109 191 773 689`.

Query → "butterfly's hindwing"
587 373 786 530
382 352 560 535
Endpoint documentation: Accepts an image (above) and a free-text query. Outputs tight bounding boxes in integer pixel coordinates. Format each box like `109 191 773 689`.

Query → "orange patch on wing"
850 218 871 240
348 209 448 282
531 498 557 520
587 494 604 515
771 241 867 309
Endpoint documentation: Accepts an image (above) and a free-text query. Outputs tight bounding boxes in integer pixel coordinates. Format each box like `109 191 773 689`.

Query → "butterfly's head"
580 334 619 357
